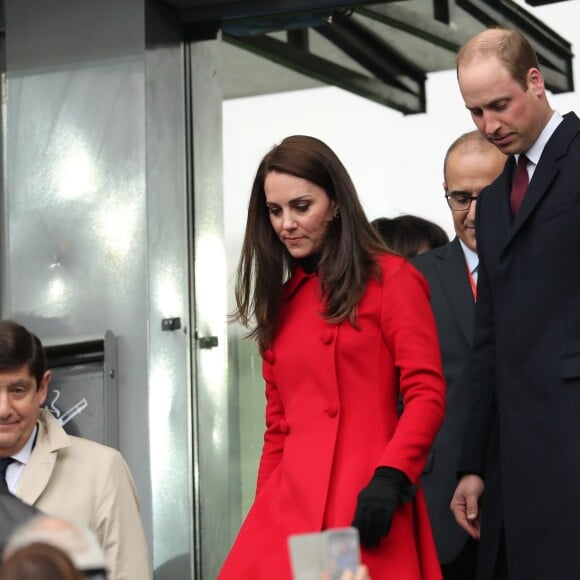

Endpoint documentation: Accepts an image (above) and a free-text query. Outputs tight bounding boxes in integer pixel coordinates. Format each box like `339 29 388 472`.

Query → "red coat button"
264 349 276 364
327 403 338 418
279 420 290 434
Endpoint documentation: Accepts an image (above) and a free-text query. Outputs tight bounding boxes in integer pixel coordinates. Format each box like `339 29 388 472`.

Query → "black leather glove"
352 466 415 548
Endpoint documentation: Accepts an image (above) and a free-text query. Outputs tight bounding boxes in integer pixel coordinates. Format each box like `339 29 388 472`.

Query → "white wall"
223 0 580 247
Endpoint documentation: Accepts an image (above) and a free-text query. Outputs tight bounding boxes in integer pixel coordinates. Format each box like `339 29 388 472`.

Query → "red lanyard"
466 263 477 302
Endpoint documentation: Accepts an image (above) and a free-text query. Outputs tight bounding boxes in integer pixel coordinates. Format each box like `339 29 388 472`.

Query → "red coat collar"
283 264 316 301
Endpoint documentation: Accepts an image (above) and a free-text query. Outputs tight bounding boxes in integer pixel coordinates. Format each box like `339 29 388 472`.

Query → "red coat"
219 254 445 580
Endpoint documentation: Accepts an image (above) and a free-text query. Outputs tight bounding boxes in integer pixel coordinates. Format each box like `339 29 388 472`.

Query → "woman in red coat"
220 135 445 580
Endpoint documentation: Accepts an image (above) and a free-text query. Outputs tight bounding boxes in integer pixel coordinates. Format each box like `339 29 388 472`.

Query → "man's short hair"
443 130 501 182
0 320 47 385
456 27 539 91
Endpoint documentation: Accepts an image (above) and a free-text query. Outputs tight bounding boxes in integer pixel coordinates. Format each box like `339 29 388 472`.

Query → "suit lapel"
433 239 475 346
502 112 580 253
503 157 559 250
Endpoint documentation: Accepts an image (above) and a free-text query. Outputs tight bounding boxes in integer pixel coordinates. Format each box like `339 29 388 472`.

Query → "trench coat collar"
17 410 71 505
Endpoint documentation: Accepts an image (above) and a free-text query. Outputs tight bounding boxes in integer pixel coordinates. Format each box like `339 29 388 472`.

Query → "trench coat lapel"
16 411 69 506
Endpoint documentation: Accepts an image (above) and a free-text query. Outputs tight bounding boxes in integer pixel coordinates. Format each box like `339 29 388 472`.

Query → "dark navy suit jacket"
459 112 580 580
413 237 476 564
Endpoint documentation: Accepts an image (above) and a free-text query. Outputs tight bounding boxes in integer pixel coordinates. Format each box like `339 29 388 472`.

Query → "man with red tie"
413 130 506 580
450 27 580 580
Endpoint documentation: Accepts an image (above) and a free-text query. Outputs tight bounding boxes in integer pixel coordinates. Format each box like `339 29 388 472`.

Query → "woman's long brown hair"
231 135 387 354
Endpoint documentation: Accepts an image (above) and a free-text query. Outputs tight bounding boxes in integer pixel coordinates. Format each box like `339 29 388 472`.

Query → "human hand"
352 467 407 548
450 474 484 539
321 564 371 580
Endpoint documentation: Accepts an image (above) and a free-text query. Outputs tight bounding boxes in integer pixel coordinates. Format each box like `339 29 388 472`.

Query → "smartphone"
288 527 360 580
324 527 360 580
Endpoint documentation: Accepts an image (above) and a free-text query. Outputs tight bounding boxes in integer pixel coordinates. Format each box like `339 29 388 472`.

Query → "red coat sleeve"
378 260 446 483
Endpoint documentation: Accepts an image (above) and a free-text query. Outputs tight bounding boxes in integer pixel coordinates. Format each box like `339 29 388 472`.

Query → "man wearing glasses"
413 130 506 580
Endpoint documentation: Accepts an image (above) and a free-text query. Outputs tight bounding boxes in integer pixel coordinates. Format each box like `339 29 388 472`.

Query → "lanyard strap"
466 262 477 302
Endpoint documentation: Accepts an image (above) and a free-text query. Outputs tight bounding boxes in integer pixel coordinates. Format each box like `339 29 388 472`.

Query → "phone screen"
325 528 360 580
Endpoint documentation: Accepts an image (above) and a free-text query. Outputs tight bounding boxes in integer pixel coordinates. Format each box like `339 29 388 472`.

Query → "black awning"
157 0 574 114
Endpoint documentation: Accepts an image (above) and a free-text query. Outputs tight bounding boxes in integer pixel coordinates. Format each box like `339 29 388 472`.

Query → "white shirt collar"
519 110 563 168
4 423 37 492
458 238 478 275
12 423 38 466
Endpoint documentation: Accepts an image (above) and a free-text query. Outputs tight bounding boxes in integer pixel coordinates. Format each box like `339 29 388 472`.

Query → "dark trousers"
441 537 478 580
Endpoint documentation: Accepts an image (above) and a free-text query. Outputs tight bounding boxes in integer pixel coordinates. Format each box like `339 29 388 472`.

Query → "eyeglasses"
445 192 479 212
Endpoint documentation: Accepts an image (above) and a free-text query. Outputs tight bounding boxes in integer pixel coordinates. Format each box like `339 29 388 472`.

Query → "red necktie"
510 154 529 215
466 262 477 302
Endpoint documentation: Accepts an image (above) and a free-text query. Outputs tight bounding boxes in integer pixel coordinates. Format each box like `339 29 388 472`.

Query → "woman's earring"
333 211 340 220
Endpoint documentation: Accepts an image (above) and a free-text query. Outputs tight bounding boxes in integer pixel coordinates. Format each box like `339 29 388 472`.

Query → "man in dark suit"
450 28 580 580
413 130 506 580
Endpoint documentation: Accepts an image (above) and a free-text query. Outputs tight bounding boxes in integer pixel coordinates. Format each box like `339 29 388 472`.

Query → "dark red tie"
510 154 529 215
